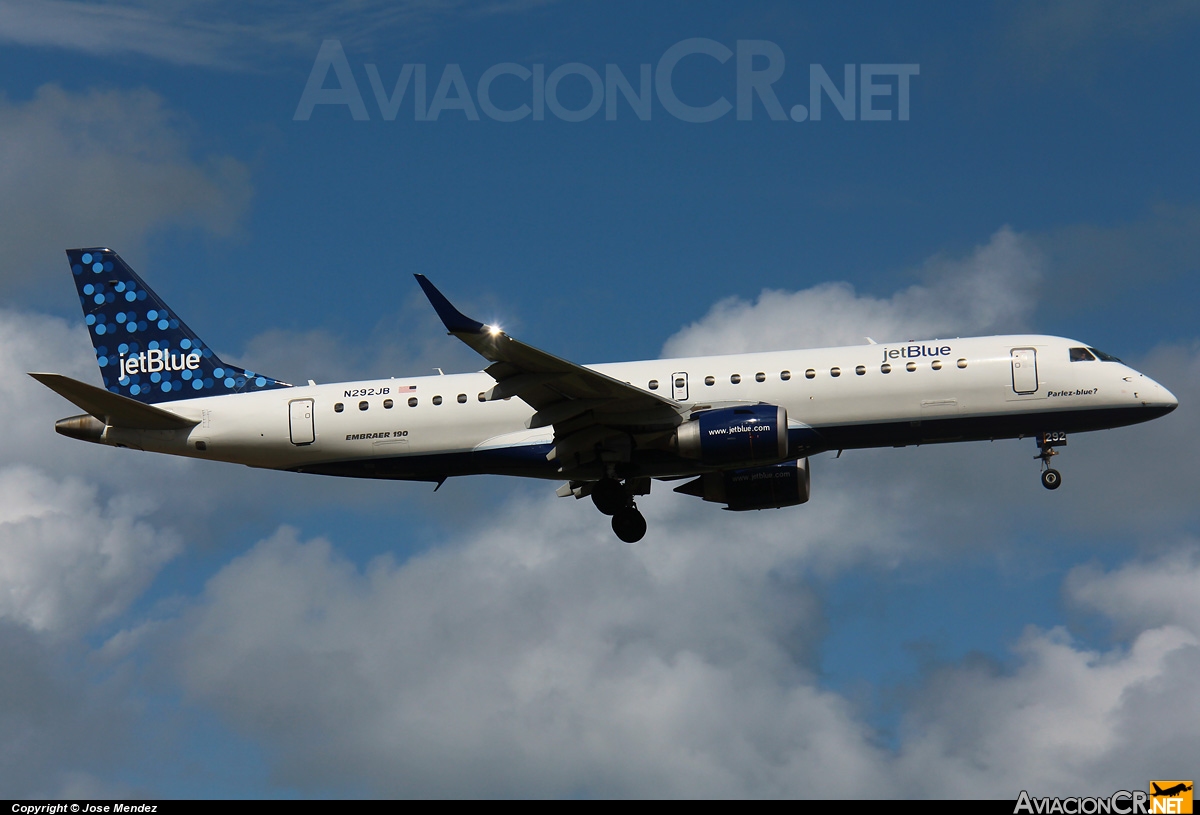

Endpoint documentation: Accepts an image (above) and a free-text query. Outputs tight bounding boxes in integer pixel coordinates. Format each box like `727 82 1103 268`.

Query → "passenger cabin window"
1070 347 1097 362
704 376 715 386
648 380 659 390
755 372 766 382
855 365 865 376
408 397 418 407
780 370 791 381
931 360 942 370
830 367 841 377
880 363 892 374
358 401 369 411
432 395 443 405
457 393 467 403
731 374 742 384
383 399 394 409
957 359 968 368
334 402 344 413
906 362 916 372
675 376 686 389
805 369 816 379
478 392 486 402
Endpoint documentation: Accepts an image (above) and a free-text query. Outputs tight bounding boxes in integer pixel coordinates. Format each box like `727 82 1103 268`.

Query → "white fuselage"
98 334 1178 481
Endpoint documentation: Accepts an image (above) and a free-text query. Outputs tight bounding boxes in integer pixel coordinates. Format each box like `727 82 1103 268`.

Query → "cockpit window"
1088 347 1123 362
1069 347 1096 362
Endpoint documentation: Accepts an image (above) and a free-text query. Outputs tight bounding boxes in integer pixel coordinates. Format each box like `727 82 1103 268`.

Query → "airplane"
31 248 1179 543
1152 783 1193 797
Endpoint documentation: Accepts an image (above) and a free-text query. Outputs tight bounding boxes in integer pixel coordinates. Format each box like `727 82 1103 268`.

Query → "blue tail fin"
67 248 290 404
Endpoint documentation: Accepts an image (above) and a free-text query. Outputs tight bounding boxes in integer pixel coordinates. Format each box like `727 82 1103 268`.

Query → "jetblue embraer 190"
33 249 1178 542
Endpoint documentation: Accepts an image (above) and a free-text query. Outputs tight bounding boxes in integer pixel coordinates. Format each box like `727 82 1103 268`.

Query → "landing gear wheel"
591 478 627 516
1035 437 1064 492
611 505 647 543
1041 468 1062 490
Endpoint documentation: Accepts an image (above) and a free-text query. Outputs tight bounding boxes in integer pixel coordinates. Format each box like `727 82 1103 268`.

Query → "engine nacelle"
675 404 788 466
674 458 811 511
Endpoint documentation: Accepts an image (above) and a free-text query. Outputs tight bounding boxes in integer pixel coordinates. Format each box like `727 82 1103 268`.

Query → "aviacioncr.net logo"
1014 790 1150 814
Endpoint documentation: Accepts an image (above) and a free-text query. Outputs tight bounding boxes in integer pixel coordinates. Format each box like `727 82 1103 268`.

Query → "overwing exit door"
671 372 689 401
289 398 315 445
1011 348 1038 395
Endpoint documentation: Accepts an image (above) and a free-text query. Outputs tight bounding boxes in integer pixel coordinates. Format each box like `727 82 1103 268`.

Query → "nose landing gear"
1040 465 1062 490
1035 432 1067 490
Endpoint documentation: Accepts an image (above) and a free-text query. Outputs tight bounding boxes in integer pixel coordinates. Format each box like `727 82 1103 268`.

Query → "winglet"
413 274 486 334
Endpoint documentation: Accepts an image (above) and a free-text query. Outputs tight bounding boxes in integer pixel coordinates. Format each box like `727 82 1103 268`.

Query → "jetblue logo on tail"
121 349 202 378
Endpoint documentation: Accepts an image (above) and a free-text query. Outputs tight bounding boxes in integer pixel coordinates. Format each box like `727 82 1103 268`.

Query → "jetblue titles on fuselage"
881 343 953 363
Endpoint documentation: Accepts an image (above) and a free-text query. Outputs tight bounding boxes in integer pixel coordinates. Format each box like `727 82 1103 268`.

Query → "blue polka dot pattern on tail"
66 248 291 405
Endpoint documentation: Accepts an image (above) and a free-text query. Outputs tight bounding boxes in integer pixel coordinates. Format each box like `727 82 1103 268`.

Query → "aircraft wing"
415 275 684 471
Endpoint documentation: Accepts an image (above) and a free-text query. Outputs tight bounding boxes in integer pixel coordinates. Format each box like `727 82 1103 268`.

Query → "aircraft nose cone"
1142 377 1178 415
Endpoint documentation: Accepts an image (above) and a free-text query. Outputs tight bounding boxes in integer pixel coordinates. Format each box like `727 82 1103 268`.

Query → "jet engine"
675 404 788 466
674 458 811 511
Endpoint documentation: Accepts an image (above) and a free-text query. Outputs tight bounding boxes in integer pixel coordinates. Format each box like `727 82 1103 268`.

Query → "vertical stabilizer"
67 248 290 404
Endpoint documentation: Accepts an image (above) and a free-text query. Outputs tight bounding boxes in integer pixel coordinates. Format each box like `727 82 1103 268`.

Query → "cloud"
662 227 1042 357
166 516 897 797
159 486 1200 797
1067 548 1200 640
0 0 280 69
231 296 481 386
0 311 186 639
894 549 1200 796
0 466 181 637
0 299 401 796
0 622 140 797
0 84 252 292
1030 204 1200 307
998 0 1200 80
0 0 558 69
895 623 1199 797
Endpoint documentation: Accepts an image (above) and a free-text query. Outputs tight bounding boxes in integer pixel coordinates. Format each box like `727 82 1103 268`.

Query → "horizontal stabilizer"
28 372 199 430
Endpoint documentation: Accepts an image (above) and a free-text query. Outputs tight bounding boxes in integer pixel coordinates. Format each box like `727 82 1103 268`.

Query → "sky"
1 0 1199 799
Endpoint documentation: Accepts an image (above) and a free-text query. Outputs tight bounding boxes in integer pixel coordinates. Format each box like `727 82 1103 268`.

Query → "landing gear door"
1011 348 1038 395
289 398 315 445
671 372 689 402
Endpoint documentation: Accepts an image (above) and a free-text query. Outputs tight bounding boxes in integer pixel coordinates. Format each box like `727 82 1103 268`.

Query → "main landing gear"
1035 432 1067 490
591 477 647 543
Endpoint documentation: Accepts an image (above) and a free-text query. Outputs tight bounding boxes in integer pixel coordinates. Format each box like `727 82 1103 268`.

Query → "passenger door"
289 398 315 445
1011 348 1038 395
